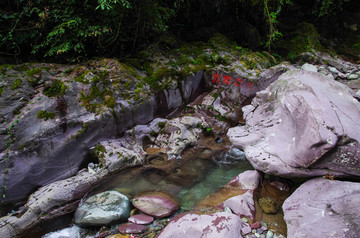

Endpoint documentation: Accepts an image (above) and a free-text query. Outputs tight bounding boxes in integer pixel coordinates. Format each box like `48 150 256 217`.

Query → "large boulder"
228 70 360 177
283 178 360 238
157 212 243 238
0 59 206 208
74 190 131 227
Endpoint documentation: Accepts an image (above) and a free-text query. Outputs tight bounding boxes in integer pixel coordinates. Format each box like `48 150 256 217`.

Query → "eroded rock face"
74 191 131 227
283 178 360 238
157 212 243 238
228 70 360 177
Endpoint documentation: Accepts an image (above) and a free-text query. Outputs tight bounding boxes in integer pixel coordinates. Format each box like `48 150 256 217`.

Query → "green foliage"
37 110 56 120
0 87 3 96
11 79 22 90
43 79 67 97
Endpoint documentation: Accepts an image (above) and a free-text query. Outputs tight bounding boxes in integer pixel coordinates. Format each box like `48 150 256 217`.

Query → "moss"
11 79 22 90
150 130 158 137
71 123 89 139
73 70 91 84
94 144 106 159
43 79 67 97
26 68 42 78
0 87 3 96
0 64 13 75
157 121 166 129
37 110 56 120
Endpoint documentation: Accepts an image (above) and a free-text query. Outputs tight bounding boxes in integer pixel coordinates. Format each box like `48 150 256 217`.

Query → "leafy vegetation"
0 0 354 62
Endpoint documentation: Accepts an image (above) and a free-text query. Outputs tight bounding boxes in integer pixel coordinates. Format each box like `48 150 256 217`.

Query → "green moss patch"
43 79 67 97
26 68 42 78
37 110 56 120
11 79 22 90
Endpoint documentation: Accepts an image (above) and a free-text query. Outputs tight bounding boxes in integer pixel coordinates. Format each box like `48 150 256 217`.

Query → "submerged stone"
132 191 179 218
117 223 147 234
74 191 131 227
128 213 154 225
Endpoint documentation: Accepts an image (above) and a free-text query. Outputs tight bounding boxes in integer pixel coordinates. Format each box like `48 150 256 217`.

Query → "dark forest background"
0 0 359 63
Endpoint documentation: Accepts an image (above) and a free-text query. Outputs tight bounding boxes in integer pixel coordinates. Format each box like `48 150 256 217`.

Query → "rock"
0 59 206 209
74 191 131 227
132 191 179 218
157 212 243 238
301 63 317 72
220 191 256 220
118 223 147 234
283 178 360 238
266 230 274 238
226 170 261 190
259 197 278 214
251 222 262 229
242 226 252 234
328 66 339 74
128 213 154 225
0 169 108 238
347 74 359 80
228 70 360 177
42 225 81 238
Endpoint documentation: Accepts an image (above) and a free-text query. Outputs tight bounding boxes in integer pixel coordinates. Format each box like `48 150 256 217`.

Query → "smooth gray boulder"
74 190 131 227
228 70 360 177
283 178 360 238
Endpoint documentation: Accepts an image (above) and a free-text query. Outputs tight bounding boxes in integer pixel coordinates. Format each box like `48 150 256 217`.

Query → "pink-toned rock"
226 170 261 190
128 213 154 225
250 222 261 229
228 70 360 177
132 191 179 218
283 178 360 238
157 212 243 238
118 223 147 234
242 226 252 235
220 191 255 220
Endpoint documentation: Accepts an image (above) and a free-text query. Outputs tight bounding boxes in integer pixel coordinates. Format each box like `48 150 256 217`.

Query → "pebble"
266 230 274 238
347 74 358 80
251 222 261 229
241 217 249 223
242 226 252 234
257 228 264 234
328 66 339 74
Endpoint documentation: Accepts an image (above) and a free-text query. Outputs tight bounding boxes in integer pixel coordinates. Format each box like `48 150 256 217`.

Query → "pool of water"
42 149 254 237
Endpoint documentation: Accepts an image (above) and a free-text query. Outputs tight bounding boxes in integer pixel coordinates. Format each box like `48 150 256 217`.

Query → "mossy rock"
276 22 326 60
43 79 67 97
37 110 56 120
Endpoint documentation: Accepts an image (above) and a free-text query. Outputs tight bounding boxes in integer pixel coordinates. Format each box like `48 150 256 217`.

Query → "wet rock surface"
283 178 360 238
132 191 180 218
74 191 131 227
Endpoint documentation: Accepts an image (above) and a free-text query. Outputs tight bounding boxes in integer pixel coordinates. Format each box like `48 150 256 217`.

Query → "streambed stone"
283 178 360 238
118 223 147 234
74 191 131 227
132 191 179 218
157 212 243 238
220 191 256 220
226 170 261 190
128 213 154 224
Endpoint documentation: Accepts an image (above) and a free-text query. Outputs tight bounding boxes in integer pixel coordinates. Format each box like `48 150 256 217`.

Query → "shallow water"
43 150 254 237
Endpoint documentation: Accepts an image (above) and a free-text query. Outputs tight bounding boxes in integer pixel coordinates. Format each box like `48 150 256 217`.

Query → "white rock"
301 63 317 72
328 66 339 74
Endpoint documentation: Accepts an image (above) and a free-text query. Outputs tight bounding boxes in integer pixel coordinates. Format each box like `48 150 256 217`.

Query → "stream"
42 148 254 237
